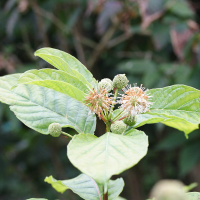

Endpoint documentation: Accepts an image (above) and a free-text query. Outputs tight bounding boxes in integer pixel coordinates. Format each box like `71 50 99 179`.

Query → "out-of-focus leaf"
156 131 186 150
96 1 122 35
179 142 200 176
151 22 170 50
6 8 19 36
170 24 194 59
167 0 194 18
184 182 198 192
138 0 165 29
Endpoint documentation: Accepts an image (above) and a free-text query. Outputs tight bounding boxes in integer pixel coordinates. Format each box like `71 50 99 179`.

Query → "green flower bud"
113 74 129 89
111 121 126 134
150 180 186 200
48 123 62 137
124 116 136 126
98 78 113 92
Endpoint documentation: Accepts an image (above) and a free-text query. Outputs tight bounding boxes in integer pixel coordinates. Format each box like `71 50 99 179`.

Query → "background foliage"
0 0 200 199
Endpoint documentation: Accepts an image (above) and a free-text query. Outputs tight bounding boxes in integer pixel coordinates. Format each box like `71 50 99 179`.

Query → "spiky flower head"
85 88 113 118
113 74 129 89
123 116 136 126
111 121 126 134
150 180 185 200
120 85 152 117
48 123 62 137
98 78 113 92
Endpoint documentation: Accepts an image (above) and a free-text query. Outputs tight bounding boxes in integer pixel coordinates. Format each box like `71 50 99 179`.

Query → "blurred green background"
0 0 200 199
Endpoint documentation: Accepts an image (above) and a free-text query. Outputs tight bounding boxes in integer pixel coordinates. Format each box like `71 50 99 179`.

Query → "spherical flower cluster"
120 85 152 117
48 123 62 137
113 74 129 89
98 78 113 92
150 180 185 200
111 121 126 134
85 88 113 118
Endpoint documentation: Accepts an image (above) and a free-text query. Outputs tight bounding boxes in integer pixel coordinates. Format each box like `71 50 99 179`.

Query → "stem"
106 123 111 132
103 186 108 200
112 109 125 121
61 131 73 138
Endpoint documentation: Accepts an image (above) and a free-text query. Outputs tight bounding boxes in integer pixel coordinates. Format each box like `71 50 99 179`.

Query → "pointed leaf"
68 129 148 184
45 174 124 200
0 75 96 134
34 48 97 88
17 69 90 103
135 85 200 135
45 174 102 200
133 113 199 134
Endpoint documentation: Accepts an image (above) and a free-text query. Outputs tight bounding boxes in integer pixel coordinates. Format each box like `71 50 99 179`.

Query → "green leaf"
0 74 23 105
179 142 200 176
186 192 200 200
45 174 102 200
34 48 97 88
167 1 194 18
137 85 200 135
45 174 124 200
0 75 96 134
68 129 148 184
17 69 90 103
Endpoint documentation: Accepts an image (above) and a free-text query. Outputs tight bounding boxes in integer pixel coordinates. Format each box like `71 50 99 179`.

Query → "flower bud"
124 116 136 126
111 121 126 134
113 74 129 89
150 180 186 200
99 78 113 92
48 123 62 137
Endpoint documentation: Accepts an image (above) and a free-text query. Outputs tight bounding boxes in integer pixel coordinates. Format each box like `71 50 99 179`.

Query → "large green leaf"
186 192 200 200
68 129 148 184
135 85 200 135
45 174 124 200
17 69 90 103
0 74 96 134
35 48 97 88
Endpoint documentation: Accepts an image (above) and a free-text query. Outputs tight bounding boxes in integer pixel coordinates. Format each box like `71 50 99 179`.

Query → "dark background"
0 0 200 199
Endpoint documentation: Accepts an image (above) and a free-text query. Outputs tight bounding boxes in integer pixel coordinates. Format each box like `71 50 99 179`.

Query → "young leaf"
135 85 200 135
67 129 148 184
45 174 124 200
34 48 98 88
0 75 96 134
17 69 90 103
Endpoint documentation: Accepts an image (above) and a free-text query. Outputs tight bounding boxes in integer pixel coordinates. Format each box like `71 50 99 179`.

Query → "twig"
87 18 119 70
107 30 134 49
73 27 86 65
